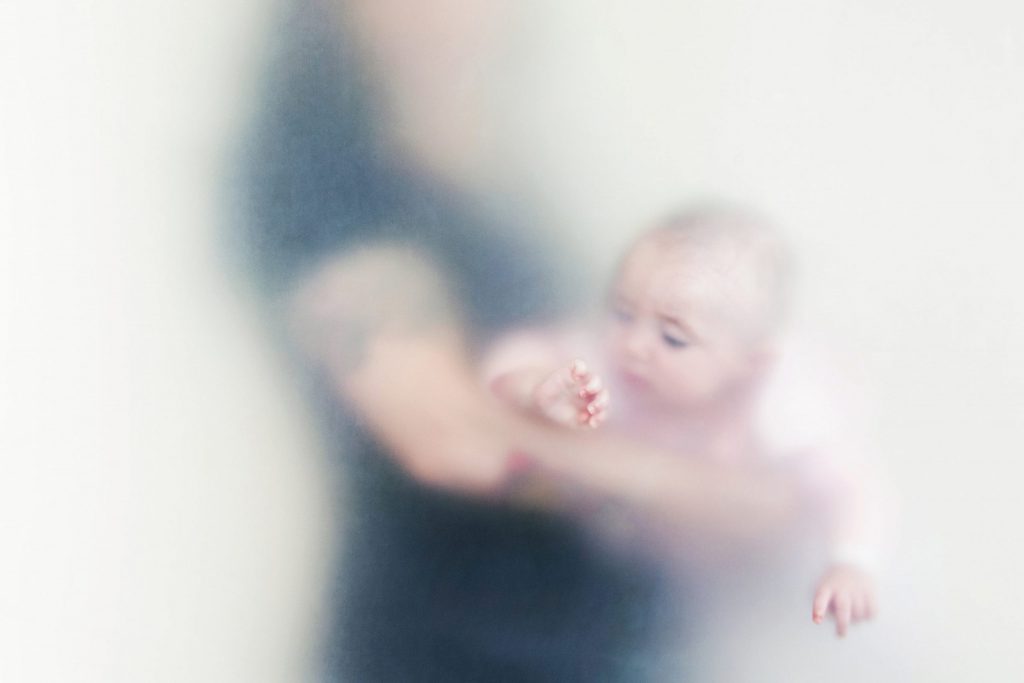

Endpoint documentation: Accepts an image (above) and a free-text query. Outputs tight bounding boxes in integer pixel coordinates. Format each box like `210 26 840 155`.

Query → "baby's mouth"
617 367 650 391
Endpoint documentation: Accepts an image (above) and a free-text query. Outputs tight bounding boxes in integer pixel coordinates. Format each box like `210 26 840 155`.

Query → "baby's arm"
481 331 609 428
806 459 884 637
757 345 885 637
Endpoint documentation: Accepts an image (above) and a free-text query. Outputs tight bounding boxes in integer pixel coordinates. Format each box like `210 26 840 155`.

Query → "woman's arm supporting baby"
289 247 807 546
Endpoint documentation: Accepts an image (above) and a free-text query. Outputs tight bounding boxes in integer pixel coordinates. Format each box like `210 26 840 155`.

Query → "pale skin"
300 0 869 645
490 358 610 429
484 235 880 637
288 244 806 544
813 564 878 637
289 4 804 547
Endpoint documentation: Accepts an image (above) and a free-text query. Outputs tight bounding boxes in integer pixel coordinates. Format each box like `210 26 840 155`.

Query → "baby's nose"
622 327 653 360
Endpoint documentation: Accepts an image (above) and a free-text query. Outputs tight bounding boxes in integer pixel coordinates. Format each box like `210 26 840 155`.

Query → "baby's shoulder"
755 337 869 459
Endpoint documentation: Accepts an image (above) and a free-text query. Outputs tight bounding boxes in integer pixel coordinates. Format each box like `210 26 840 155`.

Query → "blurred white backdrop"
2 1 1022 680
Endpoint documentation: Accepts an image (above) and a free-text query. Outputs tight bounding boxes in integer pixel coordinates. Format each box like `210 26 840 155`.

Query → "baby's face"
604 241 761 413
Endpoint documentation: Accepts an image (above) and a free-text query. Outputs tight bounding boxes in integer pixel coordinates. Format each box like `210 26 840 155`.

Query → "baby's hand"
534 360 609 428
812 564 877 637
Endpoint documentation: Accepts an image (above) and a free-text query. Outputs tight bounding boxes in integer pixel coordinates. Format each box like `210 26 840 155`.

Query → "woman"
237 1 802 679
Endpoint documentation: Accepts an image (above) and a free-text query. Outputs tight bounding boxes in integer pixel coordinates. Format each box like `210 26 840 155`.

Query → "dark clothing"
235 3 662 680
331 435 661 682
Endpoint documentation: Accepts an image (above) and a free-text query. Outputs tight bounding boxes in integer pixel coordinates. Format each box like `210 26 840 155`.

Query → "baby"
483 206 882 638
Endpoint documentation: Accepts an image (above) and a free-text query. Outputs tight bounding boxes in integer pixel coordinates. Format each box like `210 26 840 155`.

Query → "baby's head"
605 205 792 412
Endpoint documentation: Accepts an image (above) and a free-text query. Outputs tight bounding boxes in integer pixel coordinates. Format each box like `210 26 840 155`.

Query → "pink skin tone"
602 240 767 445
611 240 877 637
489 359 610 429
535 359 610 428
812 564 878 637
491 237 877 637
304 0 859 640
338 0 511 186
611 241 877 637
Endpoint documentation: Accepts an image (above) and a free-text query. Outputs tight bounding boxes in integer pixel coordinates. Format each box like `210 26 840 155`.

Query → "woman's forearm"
289 244 803 542
340 327 801 542
289 245 523 495
517 426 804 544
337 327 801 540
339 330 520 494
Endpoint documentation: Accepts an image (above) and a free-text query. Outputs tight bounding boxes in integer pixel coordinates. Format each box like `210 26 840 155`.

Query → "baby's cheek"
665 360 711 396
659 375 704 408
683 372 736 408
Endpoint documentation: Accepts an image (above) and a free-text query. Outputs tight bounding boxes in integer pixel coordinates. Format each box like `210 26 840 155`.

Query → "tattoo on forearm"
289 242 459 376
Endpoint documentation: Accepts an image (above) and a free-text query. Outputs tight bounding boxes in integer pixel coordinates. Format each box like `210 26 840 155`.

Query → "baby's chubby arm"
804 458 885 637
481 330 609 428
756 345 886 637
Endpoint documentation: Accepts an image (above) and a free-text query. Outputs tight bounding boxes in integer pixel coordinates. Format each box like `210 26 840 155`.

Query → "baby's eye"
662 333 689 349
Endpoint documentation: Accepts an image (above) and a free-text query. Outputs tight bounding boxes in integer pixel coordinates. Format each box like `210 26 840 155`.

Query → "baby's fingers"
834 593 852 637
812 586 833 625
577 374 603 400
854 588 878 622
570 359 591 383
865 591 878 620
578 391 609 427
852 594 868 623
586 389 610 415
575 375 608 428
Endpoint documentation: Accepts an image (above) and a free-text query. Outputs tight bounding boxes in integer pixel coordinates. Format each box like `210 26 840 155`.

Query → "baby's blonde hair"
626 203 794 344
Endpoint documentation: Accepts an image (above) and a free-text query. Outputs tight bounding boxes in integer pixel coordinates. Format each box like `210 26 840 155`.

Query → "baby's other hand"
812 564 877 637
534 360 609 428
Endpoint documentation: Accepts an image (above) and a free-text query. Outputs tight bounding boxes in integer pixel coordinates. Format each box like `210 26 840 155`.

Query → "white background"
2 1 1022 680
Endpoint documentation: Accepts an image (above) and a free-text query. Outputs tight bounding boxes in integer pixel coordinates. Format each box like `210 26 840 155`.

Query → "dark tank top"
234 4 661 680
